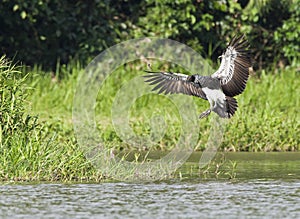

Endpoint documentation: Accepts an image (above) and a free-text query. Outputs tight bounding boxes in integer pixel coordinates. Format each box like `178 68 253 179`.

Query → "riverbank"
0 57 299 181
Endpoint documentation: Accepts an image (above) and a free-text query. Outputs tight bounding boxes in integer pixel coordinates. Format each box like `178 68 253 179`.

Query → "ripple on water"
0 180 299 218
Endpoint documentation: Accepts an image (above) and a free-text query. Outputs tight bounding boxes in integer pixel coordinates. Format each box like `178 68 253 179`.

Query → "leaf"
190 15 196 25
20 11 27 19
13 4 19 12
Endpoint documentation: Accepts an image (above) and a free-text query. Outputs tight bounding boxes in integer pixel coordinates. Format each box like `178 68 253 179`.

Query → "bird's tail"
225 96 238 118
212 96 238 118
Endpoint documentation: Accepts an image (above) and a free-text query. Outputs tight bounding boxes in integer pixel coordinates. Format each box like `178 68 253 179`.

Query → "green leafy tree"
0 0 298 70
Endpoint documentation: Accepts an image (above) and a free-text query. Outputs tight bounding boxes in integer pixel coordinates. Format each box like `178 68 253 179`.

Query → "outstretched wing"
212 35 252 97
143 71 207 100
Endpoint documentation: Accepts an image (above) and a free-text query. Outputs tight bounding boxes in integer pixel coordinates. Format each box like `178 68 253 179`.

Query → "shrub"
274 1 300 66
0 56 38 145
0 0 298 70
0 0 131 69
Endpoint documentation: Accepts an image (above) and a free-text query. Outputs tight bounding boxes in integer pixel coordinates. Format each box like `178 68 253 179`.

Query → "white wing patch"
162 72 189 80
211 35 251 97
212 46 238 85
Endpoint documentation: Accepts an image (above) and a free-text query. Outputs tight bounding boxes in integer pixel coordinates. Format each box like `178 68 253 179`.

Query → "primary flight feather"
143 35 252 119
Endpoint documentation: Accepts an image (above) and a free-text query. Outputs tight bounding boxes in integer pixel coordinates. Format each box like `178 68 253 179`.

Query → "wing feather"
212 35 252 97
143 71 207 100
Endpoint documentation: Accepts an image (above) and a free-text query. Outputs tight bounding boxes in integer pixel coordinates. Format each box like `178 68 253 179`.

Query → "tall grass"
224 69 299 151
27 61 299 153
0 57 100 181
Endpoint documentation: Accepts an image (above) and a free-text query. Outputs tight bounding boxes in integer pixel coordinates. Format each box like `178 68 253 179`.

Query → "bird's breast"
202 87 226 103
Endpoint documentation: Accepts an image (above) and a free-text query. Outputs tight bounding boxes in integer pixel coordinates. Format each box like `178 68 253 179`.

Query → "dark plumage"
143 35 252 119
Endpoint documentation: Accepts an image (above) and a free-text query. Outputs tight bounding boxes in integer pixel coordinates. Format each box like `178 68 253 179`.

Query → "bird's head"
187 75 196 82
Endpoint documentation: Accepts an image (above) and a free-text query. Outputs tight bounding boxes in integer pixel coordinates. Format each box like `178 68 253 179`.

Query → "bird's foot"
199 109 211 119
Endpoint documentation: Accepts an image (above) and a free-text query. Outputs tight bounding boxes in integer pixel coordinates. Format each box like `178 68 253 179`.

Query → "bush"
241 0 299 69
0 56 38 144
0 0 131 69
0 0 298 70
0 56 40 179
0 56 97 181
274 1 300 65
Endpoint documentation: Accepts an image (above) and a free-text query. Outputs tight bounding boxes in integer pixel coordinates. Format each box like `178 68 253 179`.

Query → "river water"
0 153 299 218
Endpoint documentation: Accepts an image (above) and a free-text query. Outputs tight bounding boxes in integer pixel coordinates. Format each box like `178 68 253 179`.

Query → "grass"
0 56 299 182
28 61 299 151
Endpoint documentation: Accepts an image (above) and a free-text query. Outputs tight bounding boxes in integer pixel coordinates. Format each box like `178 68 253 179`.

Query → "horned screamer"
143 35 252 119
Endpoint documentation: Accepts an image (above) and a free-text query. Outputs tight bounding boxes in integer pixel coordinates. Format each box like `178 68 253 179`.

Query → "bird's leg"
199 109 211 119
199 98 214 119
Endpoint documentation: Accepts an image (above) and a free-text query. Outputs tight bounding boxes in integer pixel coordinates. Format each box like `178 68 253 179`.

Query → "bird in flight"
143 35 252 119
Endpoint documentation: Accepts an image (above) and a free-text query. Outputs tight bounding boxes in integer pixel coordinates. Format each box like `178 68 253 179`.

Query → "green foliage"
27 63 300 154
223 69 300 152
1 0 299 70
0 56 37 146
241 0 299 68
274 1 300 65
0 57 101 181
0 0 132 69
0 56 40 179
1 58 299 181
131 0 243 59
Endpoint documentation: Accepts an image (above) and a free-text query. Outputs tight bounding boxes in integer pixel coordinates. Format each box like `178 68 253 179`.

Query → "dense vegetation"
0 56 299 181
0 0 299 69
0 0 299 181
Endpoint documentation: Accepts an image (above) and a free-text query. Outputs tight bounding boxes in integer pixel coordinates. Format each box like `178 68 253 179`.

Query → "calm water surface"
0 153 299 219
